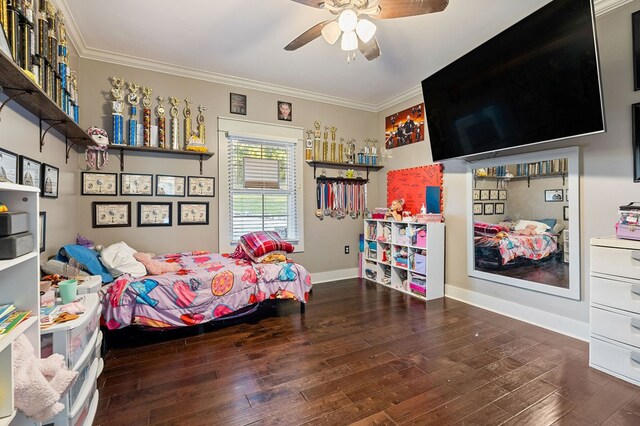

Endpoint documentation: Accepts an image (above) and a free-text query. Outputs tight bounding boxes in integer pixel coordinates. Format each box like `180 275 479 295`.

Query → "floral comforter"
476 233 558 265
100 251 312 330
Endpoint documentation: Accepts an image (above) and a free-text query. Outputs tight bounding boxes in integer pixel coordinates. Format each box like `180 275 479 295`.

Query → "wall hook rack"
306 160 383 179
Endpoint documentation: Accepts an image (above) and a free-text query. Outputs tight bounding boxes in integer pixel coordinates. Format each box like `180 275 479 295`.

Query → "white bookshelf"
363 219 445 301
0 183 39 425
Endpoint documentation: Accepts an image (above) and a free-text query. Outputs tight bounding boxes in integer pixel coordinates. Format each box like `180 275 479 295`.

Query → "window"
218 118 304 253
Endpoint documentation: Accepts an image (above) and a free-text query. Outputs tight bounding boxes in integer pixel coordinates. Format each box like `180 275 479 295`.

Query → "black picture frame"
480 189 490 200
544 189 564 202
0 147 18 184
489 189 499 200
633 103 640 182
277 101 292 121
156 174 185 197
121 173 153 196
39 211 46 253
563 205 569 221
41 163 59 198
483 203 494 215
19 155 41 189
230 93 247 115
92 201 132 228
495 202 505 215
633 11 640 91
137 202 173 227
498 190 507 200
187 176 215 197
473 202 483 215
81 172 118 196
472 189 480 201
178 202 209 225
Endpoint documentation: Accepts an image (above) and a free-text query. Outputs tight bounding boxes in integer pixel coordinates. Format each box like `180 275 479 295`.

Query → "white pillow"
514 220 550 234
100 242 146 278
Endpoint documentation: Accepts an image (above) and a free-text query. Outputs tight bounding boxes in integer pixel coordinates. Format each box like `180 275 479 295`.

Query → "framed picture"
480 189 490 200
138 202 172 227
82 172 117 195
187 176 215 197
483 203 494 215
41 164 59 198
230 93 247 115
0 147 18 183
277 101 292 121
495 202 505 215
92 202 131 228
39 211 46 253
564 205 569 221
633 103 640 181
473 202 482 215
544 189 564 202
633 11 640 91
178 202 209 225
121 173 153 196
19 155 41 189
489 189 499 200
472 189 480 201
156 175 185 197
498 190 507 200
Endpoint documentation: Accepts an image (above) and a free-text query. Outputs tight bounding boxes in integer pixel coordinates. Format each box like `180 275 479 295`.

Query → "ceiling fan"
284 0 450 61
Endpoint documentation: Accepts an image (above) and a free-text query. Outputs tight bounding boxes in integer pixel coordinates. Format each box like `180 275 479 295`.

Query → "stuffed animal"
385 199 404 221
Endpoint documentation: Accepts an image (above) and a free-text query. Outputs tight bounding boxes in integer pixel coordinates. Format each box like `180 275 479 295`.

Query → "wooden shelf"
0 410 17 426
0 49 94 150
306 160 383 179
315 176 368 184
0 316 37 352
107 145 214 174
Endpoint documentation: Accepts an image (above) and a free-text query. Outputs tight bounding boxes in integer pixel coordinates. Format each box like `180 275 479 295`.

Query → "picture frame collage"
91 201 210 228
0 148 60 198
472 188 507 216
229 92 293 122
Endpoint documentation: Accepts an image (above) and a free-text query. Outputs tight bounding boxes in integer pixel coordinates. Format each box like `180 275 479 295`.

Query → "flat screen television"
421 0 604 162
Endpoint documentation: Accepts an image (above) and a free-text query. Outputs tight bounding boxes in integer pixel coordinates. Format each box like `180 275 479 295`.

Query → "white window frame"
218 117 305 253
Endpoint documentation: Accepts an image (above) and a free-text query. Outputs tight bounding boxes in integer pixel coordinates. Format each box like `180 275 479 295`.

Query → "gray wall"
376 2 639 325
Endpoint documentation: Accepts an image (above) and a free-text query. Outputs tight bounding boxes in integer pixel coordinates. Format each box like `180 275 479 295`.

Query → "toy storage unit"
362 219 445 301
40 293 102 426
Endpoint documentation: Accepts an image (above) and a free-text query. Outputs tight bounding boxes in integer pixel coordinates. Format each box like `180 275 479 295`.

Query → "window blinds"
227 136 299 244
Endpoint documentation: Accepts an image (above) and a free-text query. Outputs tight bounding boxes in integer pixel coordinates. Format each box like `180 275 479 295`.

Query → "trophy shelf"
306 160 383 179
108 145 214 174
0 49 94 153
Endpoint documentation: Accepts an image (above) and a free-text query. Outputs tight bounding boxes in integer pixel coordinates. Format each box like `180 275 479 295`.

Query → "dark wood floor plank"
503 392 574 426
348 411 396 426
494 379 559 416
455 403 513 425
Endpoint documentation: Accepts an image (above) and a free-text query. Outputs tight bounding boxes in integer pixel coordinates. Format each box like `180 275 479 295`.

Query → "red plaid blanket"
474 221 508 236
240 231 294 258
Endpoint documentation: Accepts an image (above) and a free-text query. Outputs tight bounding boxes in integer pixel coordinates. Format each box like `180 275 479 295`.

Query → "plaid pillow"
229 244 250 260
474 221 509 236
239 231 294 258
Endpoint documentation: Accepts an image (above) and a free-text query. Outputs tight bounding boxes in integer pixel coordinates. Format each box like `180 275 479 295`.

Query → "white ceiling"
59 0 623 111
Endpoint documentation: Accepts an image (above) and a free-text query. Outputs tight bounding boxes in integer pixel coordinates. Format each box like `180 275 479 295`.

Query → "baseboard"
311 268 359 284
445 285 589 341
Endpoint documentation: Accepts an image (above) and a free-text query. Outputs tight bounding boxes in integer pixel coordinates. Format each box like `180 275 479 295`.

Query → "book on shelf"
0 310 31 338
0 303 15 322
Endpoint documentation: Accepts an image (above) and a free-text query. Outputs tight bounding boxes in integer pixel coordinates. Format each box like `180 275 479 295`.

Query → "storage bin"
616 223 640 241
414 229 427 248
413 254 426 274
409 282 426 296
0 211 28 236
0 232 33 259
77 275 102 294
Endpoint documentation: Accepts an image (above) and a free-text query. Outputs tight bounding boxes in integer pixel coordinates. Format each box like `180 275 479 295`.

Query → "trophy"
169 97 180 150
183 99 192 150
347 138 356 164
330 126 337 162
196 105 206 146
339 137 345 163
110 77 125 145
126 82 140 147
156 97 166 149
305 130 313 161
371 139 379 165
322 126 329 161
313 121 321 161
364 138 371 165
141 87 152 147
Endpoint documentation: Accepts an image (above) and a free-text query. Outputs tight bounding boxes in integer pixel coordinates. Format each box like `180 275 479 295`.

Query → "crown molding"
55 0 632 114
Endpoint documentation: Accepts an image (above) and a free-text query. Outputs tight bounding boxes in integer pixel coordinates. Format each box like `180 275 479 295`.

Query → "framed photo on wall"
82 172 117 195
473 203 483 215
544 189 564 202
178 202 209 225
472 189 480 201
489 189 499 200
92 202 131 228
564 205 569 221
156 175 185 197
0 147 18 183
121 173 153 196
498 190 507 200
39 211 46 252
277 101 292 121
19 155 41 189
230 93 247 115
187 176 215 197
41 164 59 198
480 189 490 200
483 203 494 215
137 202 172 227
495 202 505 215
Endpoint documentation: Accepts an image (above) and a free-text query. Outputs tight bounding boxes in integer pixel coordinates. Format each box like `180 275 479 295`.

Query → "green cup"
58 279 78 304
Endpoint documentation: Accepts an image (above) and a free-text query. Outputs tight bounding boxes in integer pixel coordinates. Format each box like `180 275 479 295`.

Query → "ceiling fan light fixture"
321 20 341 45
338 9 358 33
355 18 376 43
341 30 358 52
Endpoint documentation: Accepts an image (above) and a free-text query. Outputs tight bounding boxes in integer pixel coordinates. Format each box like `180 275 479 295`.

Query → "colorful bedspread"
100 251 312 330
475 233 558 265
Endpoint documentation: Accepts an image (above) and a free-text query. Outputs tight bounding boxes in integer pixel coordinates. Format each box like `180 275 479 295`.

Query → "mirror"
467 147 580 300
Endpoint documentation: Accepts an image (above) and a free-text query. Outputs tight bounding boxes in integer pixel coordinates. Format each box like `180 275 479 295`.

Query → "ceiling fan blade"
359 36 381 61
376 0 449 19
289 0 326 8
285 21 332 51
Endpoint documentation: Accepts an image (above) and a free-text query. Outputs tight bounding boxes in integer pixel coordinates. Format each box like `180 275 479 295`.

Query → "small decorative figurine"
156 96 166 149
141 87 152 147
169 97 180 150
110 77 125 145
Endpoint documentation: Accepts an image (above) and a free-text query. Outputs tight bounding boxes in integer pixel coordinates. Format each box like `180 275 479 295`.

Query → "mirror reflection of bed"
472 157 570 289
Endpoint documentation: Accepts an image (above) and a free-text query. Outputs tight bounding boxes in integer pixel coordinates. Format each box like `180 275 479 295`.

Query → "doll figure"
385 199 404 221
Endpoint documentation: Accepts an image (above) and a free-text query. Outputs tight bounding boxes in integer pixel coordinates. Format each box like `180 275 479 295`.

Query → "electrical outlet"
344 245 350 254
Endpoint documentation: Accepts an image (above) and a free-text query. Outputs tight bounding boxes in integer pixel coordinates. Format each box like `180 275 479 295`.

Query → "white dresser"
590 236 640 386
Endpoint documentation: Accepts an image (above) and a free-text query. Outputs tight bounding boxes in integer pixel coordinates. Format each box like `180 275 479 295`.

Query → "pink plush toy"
134 252 181 275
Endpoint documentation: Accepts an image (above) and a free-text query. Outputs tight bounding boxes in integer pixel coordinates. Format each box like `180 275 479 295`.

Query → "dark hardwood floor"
94 279 640 426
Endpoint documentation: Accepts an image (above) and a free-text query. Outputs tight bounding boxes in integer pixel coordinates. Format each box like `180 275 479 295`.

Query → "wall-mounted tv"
422 0 604 162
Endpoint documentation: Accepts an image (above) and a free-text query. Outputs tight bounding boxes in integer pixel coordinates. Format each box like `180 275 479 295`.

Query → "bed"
100 250 312 330
474 220 561 269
